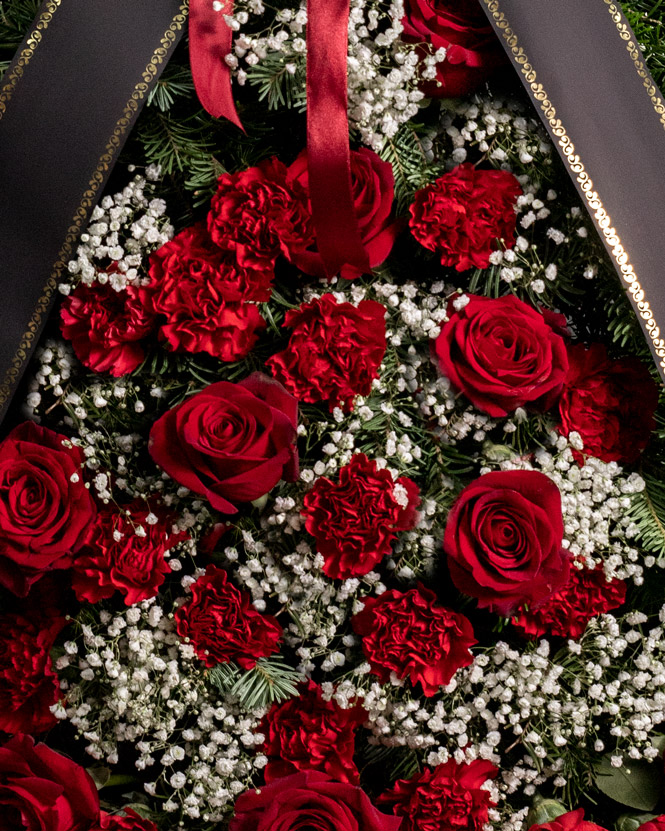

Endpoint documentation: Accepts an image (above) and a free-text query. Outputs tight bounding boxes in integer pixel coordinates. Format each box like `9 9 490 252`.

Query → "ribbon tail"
306 0 370 278
189 0 244 130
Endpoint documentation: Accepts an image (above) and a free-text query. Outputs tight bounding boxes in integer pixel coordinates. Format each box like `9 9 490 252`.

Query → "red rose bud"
259 679 365 784
0 607 67 734
401 0 505 97
266 294 387 412
149 372 298 514
0 422 97 596
558 342 658 464
303 453 420 578
142 223 269 362
229 771 401 831
379 758 498 831
207 157 312 271
432 294 569 417
409 163 522 271
175 564 282 669
60 281 156 377
285 148 401 280
0 734 101 831
71 498 187 606
443 470 570 615
512 563 626 640
528 808 609 831
352 585 476 696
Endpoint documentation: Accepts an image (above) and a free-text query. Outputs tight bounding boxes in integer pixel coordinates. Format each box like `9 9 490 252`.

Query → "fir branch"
246 55 307 112
626 473 665 559
208 656 303 709
378 124 443 214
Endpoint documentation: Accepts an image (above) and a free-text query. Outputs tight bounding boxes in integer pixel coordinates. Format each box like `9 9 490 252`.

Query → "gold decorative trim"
603 0 665 131
0 3 188 408
480 0 665 374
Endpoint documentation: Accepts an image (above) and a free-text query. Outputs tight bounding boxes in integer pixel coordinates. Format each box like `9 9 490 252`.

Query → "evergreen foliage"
208 656 304 709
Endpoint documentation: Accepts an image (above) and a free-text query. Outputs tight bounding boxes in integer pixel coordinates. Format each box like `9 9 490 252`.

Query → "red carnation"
302 454 420 579
175 564 281 669
635 817 665 831
258 680 365 784
401 0 505 98
98 809 157 831
0 422 97 596
71 499 186 606
0 733 101 831
266 294 386 412
512 563 626 640
229 771 400 831
285 148 400 279
60 281 155 377
352 586 476 696
0 608 67 734
409 163 521 271
379 758 498 831
443 470 570 615
142 223 269 361
432 294 569 417
558 343 658 464
149 372 298 514
528 808 608 831
207 157 312 271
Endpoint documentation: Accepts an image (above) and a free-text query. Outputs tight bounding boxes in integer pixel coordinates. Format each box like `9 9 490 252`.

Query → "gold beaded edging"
0 2 189 409
480 0 665 375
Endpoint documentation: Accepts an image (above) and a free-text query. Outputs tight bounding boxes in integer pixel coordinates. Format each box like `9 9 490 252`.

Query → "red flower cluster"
559 342 658 464
175 564 282 669
444 470 569 615
71 499 186 606
409 163 522 271
352 585 476 696
401 0 505 97
528 809 608 831
512 563 626 640
0 422 96 596
432 294 569 417
149 373 298 514
60 281 155 377
285 148 400 280
229 771 400 831
302 454 420 578
379 758 498 831
267 294 387 412
258 680 365 784
0 607 67 734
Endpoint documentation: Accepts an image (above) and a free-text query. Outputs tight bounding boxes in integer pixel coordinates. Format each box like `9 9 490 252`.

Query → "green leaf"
525 797 568 827
616 813 659 831
595 755 664 812
87 764 111 790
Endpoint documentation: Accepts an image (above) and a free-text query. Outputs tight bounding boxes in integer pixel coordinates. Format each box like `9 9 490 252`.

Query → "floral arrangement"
2 2 665 831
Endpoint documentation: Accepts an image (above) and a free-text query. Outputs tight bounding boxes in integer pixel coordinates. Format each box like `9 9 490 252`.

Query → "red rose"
443 470 570 615
409 163 521 271
351 585 476 696
379 758 498 831
528 808 608 831
258 680 365 784
0 422 97 596
142 223 269 362
401 0 505 97
285 148 401 280
98 809 157 831
635 817 665 831
229 771 400 831
0 608 67 734
175 564 281 669
512 563 626 640
432 294 569 417
207 158 312 271
60 282 155 377
302 454 420 579
71 499 186 606
558 343 658 464
266 295 387 412
0 733 100 831
149 372 298 514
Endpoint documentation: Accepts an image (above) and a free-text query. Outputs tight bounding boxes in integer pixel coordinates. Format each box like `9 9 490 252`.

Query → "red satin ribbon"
305 0 370 277
189 0 244 129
